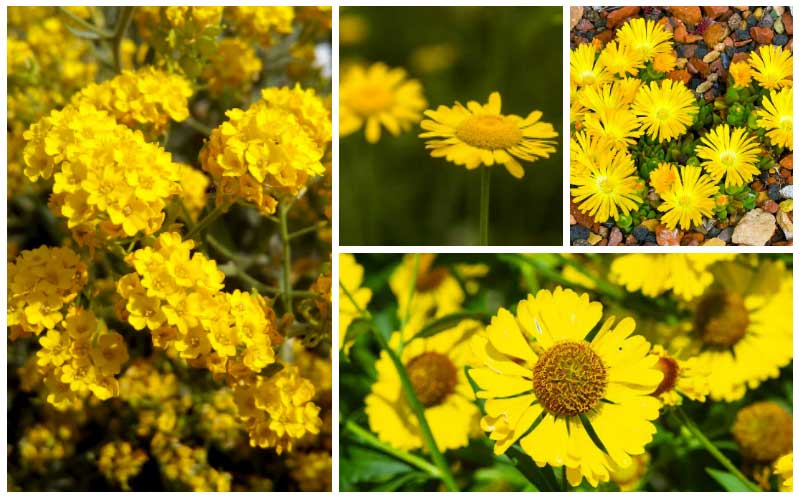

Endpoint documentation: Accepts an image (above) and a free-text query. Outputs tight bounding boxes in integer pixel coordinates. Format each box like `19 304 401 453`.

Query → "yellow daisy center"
579 71 597 85
350 85 394 115
652 355 679 396
415 266 449 292
406 352 457 407
596 175 616 194
694 291 749 347
719 151 737 167
455 114 522 150
655 107 671 121
732 402 793 462
779 115 792 131
533 341 607 417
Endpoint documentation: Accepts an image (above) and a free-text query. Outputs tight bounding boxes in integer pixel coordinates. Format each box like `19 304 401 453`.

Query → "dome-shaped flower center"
779 115 792 132
652 355 679 396
694 290 749 347
596 175 616 194
406 352 457 407
456 114 522 150
351 85 394 115
579 71 597 86
655 107 672 121
719 150 737 167
532 341 608 417
732 401 793 462
415 266 449 292
676 193 694 208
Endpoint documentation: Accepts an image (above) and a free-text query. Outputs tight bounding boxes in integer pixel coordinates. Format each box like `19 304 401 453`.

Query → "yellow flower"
225 6 294 46
631 79 698 142
165 6 223 31
583 108 642 149
729 60 753 88
420 91 557 178
657 165 718 230
339 254 372 350
615 18 673 62
649 162 678 195
610 254 733 301
288 451 332 491
756 87 793 150
176 165 209 219
652 52 677 73
610 453 649 491
471 288 662 487
571 149 640 222
570 43 612 88
576 83 627 114
570 131 620 178
695 124 762 188
649 345 709 406
90 332 130 376
732 401 792 463
340 62 427 143
260 84 332 150
203 38 262 96
774 453 793 491
598 41 644 77
389 254 464 320
748 44 793 90
366 319 482 451
97 441 148 490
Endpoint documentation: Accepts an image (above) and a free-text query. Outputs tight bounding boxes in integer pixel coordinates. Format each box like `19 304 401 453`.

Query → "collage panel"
339 6 563 246
339 253 793 492
569 6 793 247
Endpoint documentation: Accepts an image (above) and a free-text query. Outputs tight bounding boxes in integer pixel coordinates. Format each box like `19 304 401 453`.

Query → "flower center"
596 175 616 194
455 114 522 150
415 266 449 292
579 71 597 85
732 401 793 462
350 85 394 116
533 341 608 417
719 151 737 167
779 115 792 132
652 355 679 396
655 107 671 121
694 290 749 347
406 352 457 407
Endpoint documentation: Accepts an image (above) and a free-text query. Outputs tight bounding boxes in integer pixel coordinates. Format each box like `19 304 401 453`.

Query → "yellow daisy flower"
571 149 641 222
339 62 427 143
339 254 372 350
419 91 558 178
657 165 718 230
695 124 762 188
577 83 627 114
609 254 734 301
728 60 753 88
774 452 793 492
570 131 619 178
632 79 698 142
365 319 482 451
470 288 663 487
649 345 709 406
732 401 792 463
652 52 677 73
614 77 643 105
615 18 673 62
649 162 678 195
598 41 644 77
610 453 650 491
748 44 793 90
756 87 793 150
583 108 642 149
389 254 464 321
570 43 612 88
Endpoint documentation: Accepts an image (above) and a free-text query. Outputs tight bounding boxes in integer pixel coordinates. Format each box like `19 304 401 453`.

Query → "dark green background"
339 7 563 246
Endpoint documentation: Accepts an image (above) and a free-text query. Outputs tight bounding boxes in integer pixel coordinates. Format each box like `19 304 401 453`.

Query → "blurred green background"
339 7 563 246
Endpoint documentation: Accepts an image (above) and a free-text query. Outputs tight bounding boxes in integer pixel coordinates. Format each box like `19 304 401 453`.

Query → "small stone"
573 239 590 246
781 199 794 212
731 208 777 245
754 7 763 20
587 233 603 245
773 34 788 46
571 202 595 228
594 30 614 44
784 11 793 35
645 232 659 244
632 226 649 242
695 46 709 58
680 43 698 58
728 13 742 30
704 23 728 45
780 154 793 170
732 51 751 63
736 28 751 40
640 219 660 232
681 232 704 245
576 19 594 32
718 227 733 243
758 14 775 28
689 57 710 76
606 6 640 28
780 185 793 199
703 50 721 63
703 6 730 19
777 211 793 241
570 6 584 29
774 17 785 34
763 199 779 213
656 225 683 245
775 7 785 16
749 26 774 44
669 6 702 26
768 183 782 201
609 227 623 246
668 69 691 85
696 80 714 93
570 225 590 243
673 21 689 43
703 237 726 246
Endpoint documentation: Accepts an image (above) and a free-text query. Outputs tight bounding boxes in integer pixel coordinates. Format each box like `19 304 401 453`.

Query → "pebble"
780 185 793 199
703 6 730 19
588 233 602 245
728 13 742 30
696 80 713 93
570 6 584 29
704 23 728 45
773 34 788 46
718 227 733 243
768 183 782 201
669 6 702 26
763 199 780 213
695 46 709 58
681 232 704 245
573 239 590 246
731 208 777 245
750 26 774 44
656 225 683 245
570 225 590 243
606 6 640 28
774 17 785 34
609 227 623 246
736 28 751 40
576 19 594 32
784 11 793 35
632 226 649 241
777 211 793 241
703 238 726 246
758 14 775 28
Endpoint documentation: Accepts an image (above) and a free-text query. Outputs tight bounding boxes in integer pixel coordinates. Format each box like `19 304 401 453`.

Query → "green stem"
479 166 491 245
206 235 277 295
279 201 293 315
675 408 761 492
344 419 442 478
176 199 196 232
111 6 135 73
184 116 213 136
401 254 420 328
288 221 326 240
58 7 113 38
368 326 458 491
186 203 228 240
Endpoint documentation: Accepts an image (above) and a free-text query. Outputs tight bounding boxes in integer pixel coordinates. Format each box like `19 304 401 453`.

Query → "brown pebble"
731 52 751 63
609 227 623 246
752 180 764 191
656 225 683 245
704 23 728 45
606 6 641 28
784 11 793 35
689 57 711 76
669 6 702 25
668 69 692 85
749 26 774 44
594 30 614 44
703 6 730 19
734 39 753 47
780 154 793 169
681 233 704 245
763 199 780 213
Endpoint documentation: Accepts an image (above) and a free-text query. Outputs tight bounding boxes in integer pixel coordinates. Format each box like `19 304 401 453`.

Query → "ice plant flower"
365 320 482 451
649 162 678 195
695 124 762 188
570 43 612 88
570 131 620 177
419 91 557 178
732 401 793 463
576 83 627 114
657 165 718 230
748 44 793 90
615 17 673 62
610 254 733 301
728 60 753 88
470 288 663 487
631 79 698 142
338 254 372 350
571 149 640 222
340 62 427 143
582 108 642 149
597 40 644 77
756 87 793 150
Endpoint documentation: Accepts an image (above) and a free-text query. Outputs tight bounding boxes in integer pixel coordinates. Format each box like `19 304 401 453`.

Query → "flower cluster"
225 6 295 47
203 38 263 96
97 441 149 490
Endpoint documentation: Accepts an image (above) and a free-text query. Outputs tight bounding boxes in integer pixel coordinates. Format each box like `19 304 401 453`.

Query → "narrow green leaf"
706 467 756 492
409 311 488 341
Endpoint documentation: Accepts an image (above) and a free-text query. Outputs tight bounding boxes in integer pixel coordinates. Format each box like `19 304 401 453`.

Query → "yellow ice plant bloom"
420 91 557 178
598 41 644 77
570 43 612 88
203 38 263 96
261 84 332 150
631 79 698 142
774 453 793 491
583 108 642 149
577 83 627 114
695 124 762 188
610 254 733 301
657 165 718 230
571 149 641 222
471 288 663 487
225 6 294 46
652 52 677 73
389 254 464 320
7 246 88 336
339 254 372 350
366 320 482 451
97 441 148 490
748 44 793 90
732 401 793 463
200 88 326 215
649 162 678 195
570 131 619 178
728 60 753 88
756 87 793 150
340 62 427 143
615 17 673 62
288 451 333 491
610 453 649 491
649 345 709 406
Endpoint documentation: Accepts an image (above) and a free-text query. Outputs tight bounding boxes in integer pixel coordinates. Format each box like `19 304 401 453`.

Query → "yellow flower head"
610 453 649 491
420 91 558 178
652 52 677 73
225 6 294 46
583 108 642 149
570 131 619 178
732 401 792 463
598 41 644 77
756 87 793 150
615 17 673 62
203 38 262 96
695 124 762 188
576 83 626 114
288 451 332 491
649 162 678 195
610 254 733 301
570 43 612 88
649 345 710 406
471 288 663 487
260 84 332 150
389 254 464 320
774 453 793 491
165 6 223 31
728 60 753 88
340 62 427 143
631 79 698 142
657 165 719 230
97 441 148 490
571 149 641 222
339 254 372 351
748 44 793 90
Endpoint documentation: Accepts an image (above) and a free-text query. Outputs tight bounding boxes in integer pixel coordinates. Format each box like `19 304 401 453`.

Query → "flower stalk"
479 166 491 245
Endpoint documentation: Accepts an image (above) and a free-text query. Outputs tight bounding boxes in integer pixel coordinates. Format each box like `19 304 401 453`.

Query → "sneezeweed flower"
649 345 709 406
732 401 793 463
657 165 719 230
610 254 733 301
571 149 641 222
419 91 558 178
598 40 644 77
695 124 762 188
97 441 148 491
366 320 482 451
389 254 465 320
756 87 793 150
339 254 372 350
203 38 263 96
583 107 642 149
774 453 793 491
470 288 662 487
615 17 673 62
631 79 698 143
649 162 678 195
748 44 793 90
610 453 650 491
339 62 427 143
570 43 612 88
728 60 753 88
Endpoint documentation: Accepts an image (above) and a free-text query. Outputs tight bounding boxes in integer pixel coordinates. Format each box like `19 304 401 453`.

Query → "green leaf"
473 462 537 491
343 317 372 349
705 467 755 492
340 445 415 484
371 471 428 491
409 311 488 341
